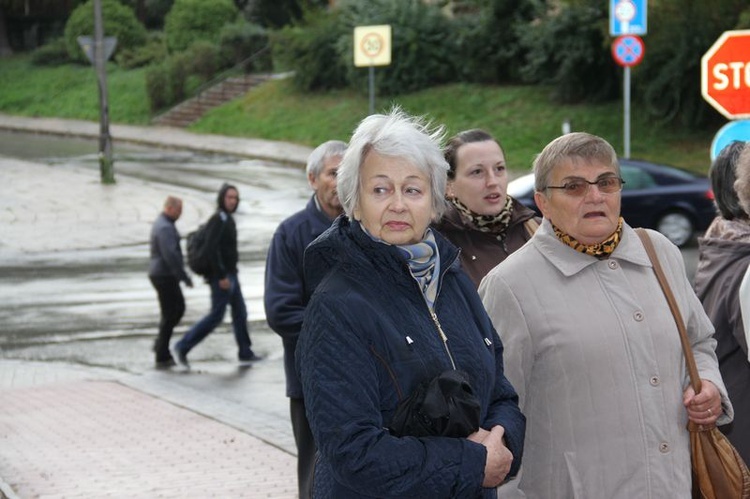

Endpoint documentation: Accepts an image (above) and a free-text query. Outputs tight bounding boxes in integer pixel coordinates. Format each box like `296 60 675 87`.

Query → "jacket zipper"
429 309 457 370
406 245 460 370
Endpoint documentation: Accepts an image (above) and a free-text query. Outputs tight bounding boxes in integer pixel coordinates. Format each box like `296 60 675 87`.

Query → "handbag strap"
635 228 702 394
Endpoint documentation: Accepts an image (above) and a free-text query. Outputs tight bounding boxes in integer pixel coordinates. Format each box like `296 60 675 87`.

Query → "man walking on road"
148 196 193 369
174 183 262 368
264 140 346 499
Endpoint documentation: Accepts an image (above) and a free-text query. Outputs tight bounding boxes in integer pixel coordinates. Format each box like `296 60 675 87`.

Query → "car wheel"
656 211 694 247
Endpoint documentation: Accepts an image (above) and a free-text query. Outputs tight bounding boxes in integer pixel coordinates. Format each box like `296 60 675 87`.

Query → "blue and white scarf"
396 229 441 311
358 222 441 310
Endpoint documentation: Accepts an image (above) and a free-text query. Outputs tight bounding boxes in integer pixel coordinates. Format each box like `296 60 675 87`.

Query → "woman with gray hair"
694 140 750 463
479 132 731 497
296 108 525 498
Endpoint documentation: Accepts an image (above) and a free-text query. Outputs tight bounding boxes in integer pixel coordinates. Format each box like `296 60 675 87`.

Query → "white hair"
336 107 449 220
306 140 348 177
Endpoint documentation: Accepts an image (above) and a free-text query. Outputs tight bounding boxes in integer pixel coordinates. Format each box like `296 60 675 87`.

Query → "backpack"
186 224 212 276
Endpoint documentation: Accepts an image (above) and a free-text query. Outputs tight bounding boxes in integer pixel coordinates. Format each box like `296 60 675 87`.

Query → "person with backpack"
148 195 193 369
173 183 263 368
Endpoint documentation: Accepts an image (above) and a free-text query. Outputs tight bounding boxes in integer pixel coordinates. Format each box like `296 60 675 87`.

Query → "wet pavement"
0 115 314 498
0 114 704 498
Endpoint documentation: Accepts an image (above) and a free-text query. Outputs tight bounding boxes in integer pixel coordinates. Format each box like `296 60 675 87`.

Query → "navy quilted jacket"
297 216 525 498
264 196 335 398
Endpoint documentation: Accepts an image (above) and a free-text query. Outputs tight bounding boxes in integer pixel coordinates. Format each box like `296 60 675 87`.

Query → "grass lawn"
0 54 717 174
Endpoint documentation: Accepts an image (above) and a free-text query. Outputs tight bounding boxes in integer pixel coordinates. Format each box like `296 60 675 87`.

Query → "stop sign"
701 30 750 119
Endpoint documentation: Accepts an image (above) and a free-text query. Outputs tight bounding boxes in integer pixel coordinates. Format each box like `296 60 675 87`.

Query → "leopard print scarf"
552 217 624 258
451 195 514 241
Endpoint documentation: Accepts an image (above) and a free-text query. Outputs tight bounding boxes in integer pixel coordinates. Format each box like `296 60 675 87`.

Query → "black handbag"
389 369 481 438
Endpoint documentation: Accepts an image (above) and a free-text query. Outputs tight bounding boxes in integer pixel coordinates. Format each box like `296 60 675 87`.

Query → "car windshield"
620 165 656 190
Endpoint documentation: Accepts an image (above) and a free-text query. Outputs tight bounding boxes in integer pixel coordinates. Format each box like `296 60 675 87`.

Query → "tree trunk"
0 7 14 57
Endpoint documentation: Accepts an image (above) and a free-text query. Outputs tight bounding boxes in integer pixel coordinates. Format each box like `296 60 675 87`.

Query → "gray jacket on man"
148 212 190 283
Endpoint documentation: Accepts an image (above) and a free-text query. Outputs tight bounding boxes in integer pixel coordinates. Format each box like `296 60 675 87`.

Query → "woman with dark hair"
434 129 539 287
694 140 750 463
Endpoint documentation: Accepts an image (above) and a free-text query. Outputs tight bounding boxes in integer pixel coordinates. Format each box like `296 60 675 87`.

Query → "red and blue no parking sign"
612 35 645 67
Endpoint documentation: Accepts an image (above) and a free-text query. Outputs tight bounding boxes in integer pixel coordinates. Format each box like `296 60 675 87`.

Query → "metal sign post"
353 25 392 116
611 34 645 159
93 0 114 184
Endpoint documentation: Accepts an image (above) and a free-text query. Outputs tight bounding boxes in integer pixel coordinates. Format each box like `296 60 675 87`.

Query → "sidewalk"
0 115 310 498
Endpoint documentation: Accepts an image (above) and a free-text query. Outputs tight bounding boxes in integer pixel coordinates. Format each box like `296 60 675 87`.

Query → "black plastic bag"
389 369 480 438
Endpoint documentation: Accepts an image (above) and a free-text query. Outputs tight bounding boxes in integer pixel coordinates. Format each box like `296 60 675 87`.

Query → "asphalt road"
0 128 702 372
0 130 309 374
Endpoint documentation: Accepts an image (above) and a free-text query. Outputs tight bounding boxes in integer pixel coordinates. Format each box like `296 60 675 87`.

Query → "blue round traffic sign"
710 120 750 161
612 35 645 67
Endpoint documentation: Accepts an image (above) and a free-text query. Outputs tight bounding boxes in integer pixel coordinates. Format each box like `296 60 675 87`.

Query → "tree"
164 0 237 52
519 0 618 103
0 6 11 56
453 0 537 84
636 0 748 128
245 0 328 28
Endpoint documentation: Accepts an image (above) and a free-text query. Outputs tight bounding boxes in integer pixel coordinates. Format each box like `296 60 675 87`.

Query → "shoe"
172 346 190 369
155 358 177 370
238 352 265 366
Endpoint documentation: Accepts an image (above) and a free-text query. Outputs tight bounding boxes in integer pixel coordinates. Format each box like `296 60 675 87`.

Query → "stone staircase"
152 73 274 128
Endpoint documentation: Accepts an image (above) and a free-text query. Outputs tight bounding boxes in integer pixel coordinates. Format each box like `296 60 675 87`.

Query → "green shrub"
143 0 175 29
116 31 168 69
453 0 536 84
145 61 171 111
64 0 147 64
30 38 71 66
271 7 348 91
183 41 221 81
518 2 618 103
164 0 238 53
218 20 271 72
739 6 750 28
146 54 190 110
166 54 189 103
144 40 227 111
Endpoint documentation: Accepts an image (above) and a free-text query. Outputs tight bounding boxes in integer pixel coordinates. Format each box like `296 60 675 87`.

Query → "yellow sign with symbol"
354 25 392 67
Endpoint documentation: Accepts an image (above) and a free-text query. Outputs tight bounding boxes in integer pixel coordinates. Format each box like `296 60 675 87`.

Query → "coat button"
608 260 618 269
634 311 644 321
650 376 660 386
659 442 670 453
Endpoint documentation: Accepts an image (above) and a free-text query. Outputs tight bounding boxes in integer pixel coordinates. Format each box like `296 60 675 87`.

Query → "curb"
0 114 312 168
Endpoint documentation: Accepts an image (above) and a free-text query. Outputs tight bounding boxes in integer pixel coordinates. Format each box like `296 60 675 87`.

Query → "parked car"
507 158 716 247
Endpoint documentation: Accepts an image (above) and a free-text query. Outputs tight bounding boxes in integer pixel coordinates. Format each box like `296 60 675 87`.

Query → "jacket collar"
533 218 652 277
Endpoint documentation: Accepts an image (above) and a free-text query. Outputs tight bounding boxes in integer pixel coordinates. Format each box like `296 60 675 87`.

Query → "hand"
478 425 513 488
684 379 722 425
218 277 230 290
467 427 490 444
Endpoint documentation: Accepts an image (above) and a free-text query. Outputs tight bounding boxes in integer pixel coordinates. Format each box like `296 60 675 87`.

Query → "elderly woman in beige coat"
479 132 733 498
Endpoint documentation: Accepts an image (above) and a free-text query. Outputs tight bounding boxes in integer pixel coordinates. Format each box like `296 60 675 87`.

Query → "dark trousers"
291 397 315 499
149 275 185 362
177 273 253 359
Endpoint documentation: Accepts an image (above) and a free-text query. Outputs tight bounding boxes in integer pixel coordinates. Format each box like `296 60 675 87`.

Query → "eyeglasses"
544 176 625 197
